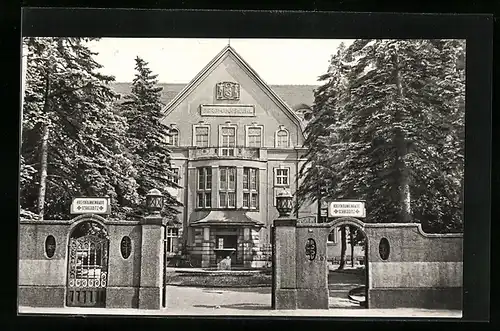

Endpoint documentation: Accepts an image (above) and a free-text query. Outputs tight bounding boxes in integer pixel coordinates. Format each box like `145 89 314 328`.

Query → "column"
272 218 298 310
243 227 251 268
138 215 165 310
201 227 211 268
211 165 219 208
236 166 244 208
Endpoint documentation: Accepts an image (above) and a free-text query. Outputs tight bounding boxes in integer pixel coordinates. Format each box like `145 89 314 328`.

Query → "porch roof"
189 210 264 228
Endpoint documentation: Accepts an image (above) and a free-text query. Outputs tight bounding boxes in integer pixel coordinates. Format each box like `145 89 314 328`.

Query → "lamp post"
146 188 164 216
275 188 293 218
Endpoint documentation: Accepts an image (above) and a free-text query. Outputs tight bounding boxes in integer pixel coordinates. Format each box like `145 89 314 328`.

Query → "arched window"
275 128 289 148
168 128 179 146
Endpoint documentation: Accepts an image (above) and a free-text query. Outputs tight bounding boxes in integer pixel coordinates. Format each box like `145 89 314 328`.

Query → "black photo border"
14 8 492 326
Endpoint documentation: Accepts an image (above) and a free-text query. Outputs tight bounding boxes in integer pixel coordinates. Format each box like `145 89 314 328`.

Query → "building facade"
160 45 318 268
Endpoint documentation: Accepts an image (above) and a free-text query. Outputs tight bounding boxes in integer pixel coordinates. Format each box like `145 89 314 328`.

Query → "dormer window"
275 126 289 148
167 128 179 146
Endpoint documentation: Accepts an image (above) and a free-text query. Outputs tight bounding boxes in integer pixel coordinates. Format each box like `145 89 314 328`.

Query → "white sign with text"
328 201 366 218
71 197 111 215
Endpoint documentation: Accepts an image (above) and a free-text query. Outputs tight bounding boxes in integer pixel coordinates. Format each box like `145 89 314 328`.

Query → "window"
221 127 236 156
166 228 179 253
167 168 180 185
247 127 262 147
243 168 259 209
197 167 212 208
327 227 338 243
195 126 209 147
276 129 289 148
167 128 179 146
219 167 236 208
275 168 289 186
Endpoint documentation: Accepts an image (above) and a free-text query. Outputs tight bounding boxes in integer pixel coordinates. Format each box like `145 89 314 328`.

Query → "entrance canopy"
190 210 264 228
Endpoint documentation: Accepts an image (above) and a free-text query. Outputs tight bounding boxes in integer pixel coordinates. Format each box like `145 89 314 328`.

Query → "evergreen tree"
21 37 139 220
120 56 181 219
298 39 465 233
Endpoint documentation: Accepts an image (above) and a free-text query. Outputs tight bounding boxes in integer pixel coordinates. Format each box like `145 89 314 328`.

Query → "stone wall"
364 224 463 309
19 215 163 309
19 220 71 307
273 217 463 310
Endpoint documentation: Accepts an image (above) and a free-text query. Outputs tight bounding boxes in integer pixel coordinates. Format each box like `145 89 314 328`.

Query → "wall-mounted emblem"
305 238 317 261
216 82 240 100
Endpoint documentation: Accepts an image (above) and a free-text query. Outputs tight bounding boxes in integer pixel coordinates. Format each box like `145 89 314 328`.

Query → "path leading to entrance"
328 268 366 309
19 286 462 318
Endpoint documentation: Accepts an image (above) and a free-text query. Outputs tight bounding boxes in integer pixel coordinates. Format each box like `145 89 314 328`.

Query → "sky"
86 38 354 85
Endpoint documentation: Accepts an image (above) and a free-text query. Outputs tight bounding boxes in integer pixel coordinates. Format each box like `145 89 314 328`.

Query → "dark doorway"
215 235 238 265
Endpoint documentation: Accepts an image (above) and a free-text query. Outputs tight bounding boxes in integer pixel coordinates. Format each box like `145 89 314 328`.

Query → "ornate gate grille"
66 235 109 307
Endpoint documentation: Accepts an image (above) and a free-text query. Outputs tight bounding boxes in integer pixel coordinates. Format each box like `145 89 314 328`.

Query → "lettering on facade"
200 104 255 117
216 82 240 100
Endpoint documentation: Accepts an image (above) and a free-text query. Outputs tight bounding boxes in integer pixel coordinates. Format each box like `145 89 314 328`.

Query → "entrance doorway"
326 225 368 309
66 220 109 307
215 234 238 265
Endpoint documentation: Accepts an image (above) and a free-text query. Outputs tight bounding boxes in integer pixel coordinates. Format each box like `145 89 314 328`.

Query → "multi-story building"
159 45 319 268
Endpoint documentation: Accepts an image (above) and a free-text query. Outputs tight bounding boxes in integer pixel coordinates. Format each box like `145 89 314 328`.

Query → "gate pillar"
138 214 166 309
272 218 298 309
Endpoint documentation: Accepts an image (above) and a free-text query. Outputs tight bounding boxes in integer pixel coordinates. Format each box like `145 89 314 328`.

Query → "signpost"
327 200 366 218
70 197 111 215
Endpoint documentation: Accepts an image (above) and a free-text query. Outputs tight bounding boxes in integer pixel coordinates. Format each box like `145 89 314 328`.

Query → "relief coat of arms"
216 82 240 100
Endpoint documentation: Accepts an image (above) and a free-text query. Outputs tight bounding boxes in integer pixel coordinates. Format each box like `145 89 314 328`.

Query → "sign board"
200 104 255 117
71 197 111 215
297 216 316 224
328 201 366 218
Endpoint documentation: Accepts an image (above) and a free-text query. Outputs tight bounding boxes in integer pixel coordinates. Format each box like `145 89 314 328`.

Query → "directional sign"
71 197 111 215
328 201 366 218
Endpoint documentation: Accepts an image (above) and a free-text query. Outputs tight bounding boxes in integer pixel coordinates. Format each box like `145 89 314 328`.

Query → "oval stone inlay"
379 237 390 260
120 236 132 259
305 238 317 261
45 235 56 258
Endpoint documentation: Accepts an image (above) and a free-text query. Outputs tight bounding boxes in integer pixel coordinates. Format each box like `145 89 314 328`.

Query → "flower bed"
165 268 272 287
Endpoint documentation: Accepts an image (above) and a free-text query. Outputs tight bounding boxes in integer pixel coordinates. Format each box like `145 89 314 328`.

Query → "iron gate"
66 235 109 307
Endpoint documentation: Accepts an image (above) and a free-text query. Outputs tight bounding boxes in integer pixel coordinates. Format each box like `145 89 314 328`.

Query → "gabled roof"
112 82 318 112
160 45 306 132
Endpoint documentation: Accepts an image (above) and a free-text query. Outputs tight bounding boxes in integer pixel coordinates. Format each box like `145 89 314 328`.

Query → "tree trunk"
393 47 412 223
338 226 347 270
37 123 49 219
37 73 51 220
317 195 322 223
350 227 355 267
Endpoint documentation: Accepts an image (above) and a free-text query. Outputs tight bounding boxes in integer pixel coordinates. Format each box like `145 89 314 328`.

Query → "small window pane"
220 192 227 207
205 193 212 207
228 192 236 207
250 169 257 190
228 168 235 190
220 169 227 190
243 193 249 207
206 168 212 190
251 194 258 208
198 169 204 190
197 193 204 208
243 168 249 190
